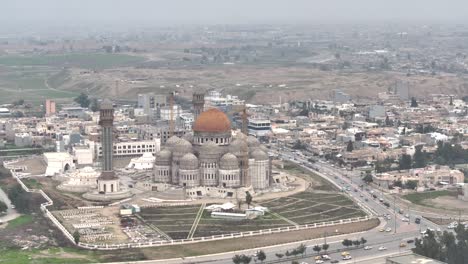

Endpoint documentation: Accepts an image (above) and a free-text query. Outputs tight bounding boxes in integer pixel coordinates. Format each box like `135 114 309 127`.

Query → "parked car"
342 255 352 260
330 260 339 264
378 246 387 251
407 239 415 243
385 227 392 232
364 246 373 250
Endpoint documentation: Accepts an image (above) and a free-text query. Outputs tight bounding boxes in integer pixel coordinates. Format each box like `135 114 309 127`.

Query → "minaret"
192 92 205 120
97 99 119 193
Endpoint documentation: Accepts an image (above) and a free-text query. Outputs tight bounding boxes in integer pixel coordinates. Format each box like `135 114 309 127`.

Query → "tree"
275 253 284 259
399 154 412 170
245 192 252 209
256 250 266 263
240 255 252 264
411 97 418 107
405 180 418 190
322 243 329 253
346 140 354 152
295 244 307 256
363 172 373 183
312 245 322 255
74 92 90 108
232 255 242 264
413 145 427 168
360 237 367 246
73 230 80 244
342 239 353 248
352 240 361 247
0 200 7 212
90 98 99 112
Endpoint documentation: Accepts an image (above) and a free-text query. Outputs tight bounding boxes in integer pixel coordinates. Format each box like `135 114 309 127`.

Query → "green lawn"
0 53 146 69
402 190 458 205
6 215 33 229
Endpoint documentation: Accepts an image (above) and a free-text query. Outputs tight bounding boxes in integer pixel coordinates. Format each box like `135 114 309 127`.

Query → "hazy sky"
2 0 468 25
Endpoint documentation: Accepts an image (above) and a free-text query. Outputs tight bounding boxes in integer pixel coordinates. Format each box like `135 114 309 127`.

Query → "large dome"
193 108 231 133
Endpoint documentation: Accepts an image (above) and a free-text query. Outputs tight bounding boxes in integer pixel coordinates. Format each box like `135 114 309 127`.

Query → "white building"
127 152 156 170
44 152 75 176
160 105 182 121
14 132 32 147
248 118 271 137
96 138 160 158
73 146 94 165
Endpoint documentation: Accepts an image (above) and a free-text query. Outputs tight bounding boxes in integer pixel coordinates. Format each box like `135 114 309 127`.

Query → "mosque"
154 108 272 190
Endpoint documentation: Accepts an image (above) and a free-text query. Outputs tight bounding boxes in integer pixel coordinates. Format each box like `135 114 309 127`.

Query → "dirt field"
140 218 379 260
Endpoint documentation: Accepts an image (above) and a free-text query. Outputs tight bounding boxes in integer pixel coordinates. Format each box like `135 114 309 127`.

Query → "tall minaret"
192 92 205 120
97 99 120 193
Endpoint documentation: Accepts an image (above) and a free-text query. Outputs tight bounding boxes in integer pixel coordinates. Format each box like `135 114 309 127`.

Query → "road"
0 187 20 224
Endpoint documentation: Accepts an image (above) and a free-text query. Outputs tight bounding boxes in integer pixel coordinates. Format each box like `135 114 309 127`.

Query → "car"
386 215 392 220
321 255 331 260
415 217 421 224
404 214 410 218
378 246 387 251
315 260 324 264
10 205 15 209
342 255 352 260
385 227 392 232
341 251 350 256
364 246 373 250
314 256 322 260
407 239 415 243
379 228 385 232
400 243 407 247
364 198 369 202
331 260 339 264
402 218 409 222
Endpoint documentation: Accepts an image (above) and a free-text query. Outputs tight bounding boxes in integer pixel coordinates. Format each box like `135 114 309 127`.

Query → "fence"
3 159 376 251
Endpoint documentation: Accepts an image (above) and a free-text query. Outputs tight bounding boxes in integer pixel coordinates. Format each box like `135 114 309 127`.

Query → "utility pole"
393 195 397 234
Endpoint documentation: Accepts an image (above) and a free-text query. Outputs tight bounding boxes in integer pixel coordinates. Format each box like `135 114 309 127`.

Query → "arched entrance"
64 163 70 172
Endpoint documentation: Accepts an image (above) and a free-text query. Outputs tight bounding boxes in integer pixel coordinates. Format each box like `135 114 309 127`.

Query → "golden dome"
193 108 231 133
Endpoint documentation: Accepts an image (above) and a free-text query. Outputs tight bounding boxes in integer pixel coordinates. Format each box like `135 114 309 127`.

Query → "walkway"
187 203 206 239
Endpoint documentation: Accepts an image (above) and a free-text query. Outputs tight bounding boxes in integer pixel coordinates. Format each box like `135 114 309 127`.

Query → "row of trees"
0 200 7 212
434 141 468 165
6 184 40 214
414 226 468 264
342 237 367 248
74 93 99 112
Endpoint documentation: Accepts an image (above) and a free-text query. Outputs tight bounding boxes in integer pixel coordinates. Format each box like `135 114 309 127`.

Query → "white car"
378 246 387 251
321 255 331 260
342 255 352 260
385 227 392 232
364 246 373 250
315 260 324 264
402 218 409 222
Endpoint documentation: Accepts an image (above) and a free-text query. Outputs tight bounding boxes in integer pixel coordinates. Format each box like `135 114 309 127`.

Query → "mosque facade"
154 108 271 189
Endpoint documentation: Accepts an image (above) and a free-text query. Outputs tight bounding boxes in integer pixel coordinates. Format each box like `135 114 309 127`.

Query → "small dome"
228 138 248 156
180 153 199 170
100 99 113 110
193 108 231 133
166 135 180 147
247 136 260 147
219 153 239 170
199 141 222 162
156 149 172 165
173 139 193 158
251 149 268 161
234 133 248 140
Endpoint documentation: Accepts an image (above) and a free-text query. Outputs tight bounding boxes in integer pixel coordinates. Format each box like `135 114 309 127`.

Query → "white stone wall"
219 168 240 188
154 165 171 183
250 160 269 189
200 162 218 186
179 169 200 187
98 179 120 193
